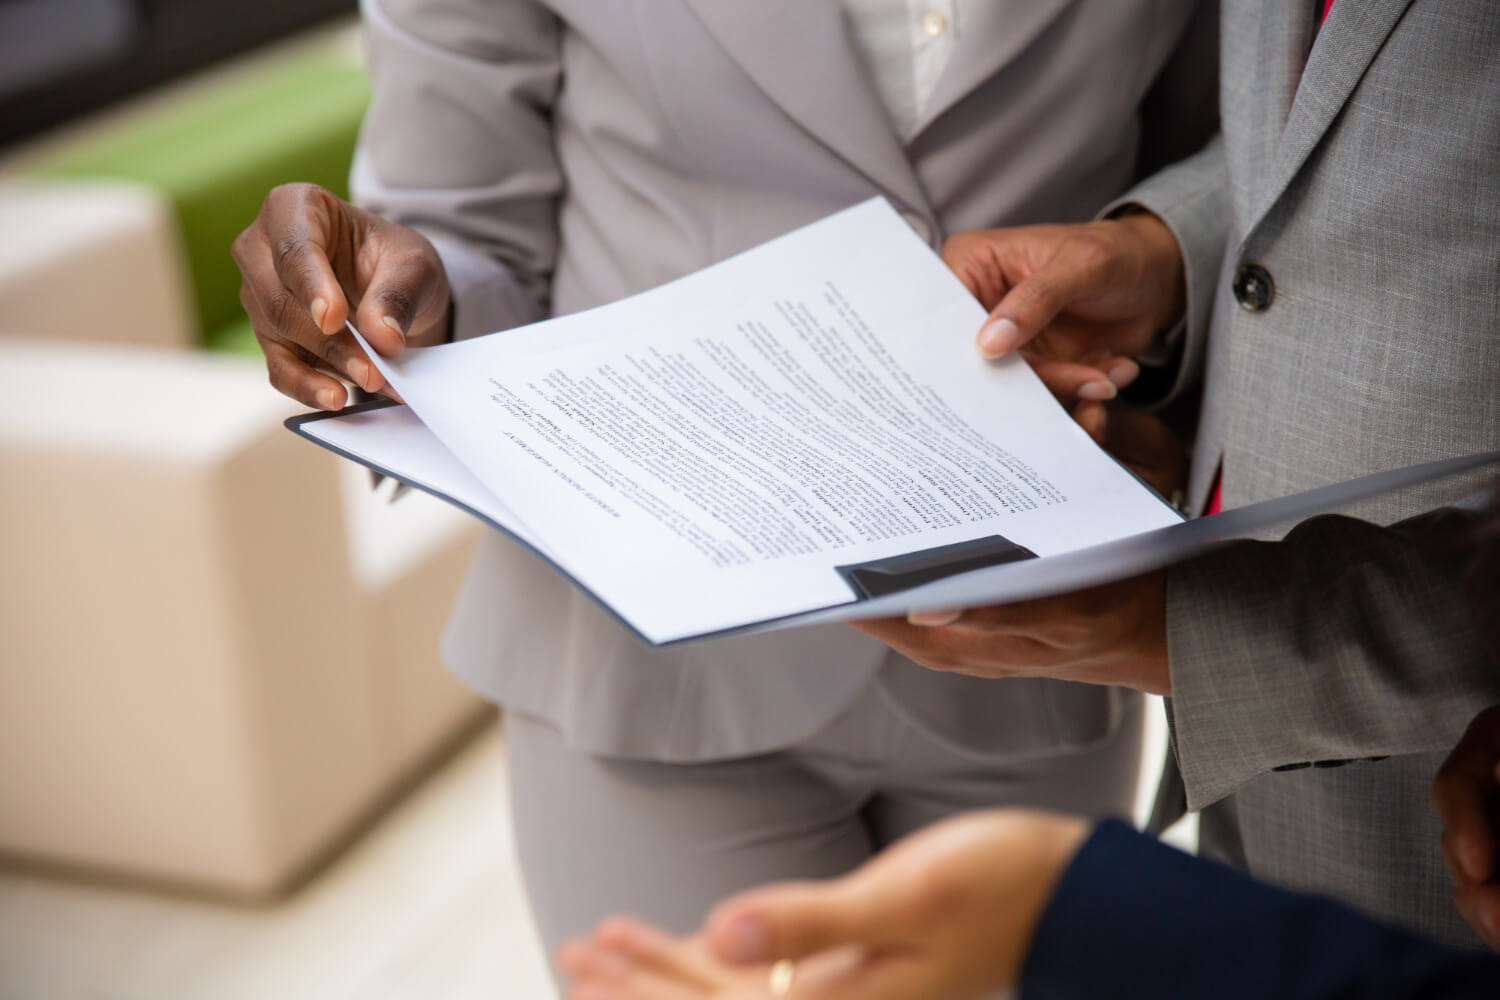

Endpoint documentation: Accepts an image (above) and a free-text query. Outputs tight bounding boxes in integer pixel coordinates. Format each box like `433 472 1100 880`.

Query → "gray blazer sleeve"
1103 136 1228 407
352 0 563 341
1165 506 1500 811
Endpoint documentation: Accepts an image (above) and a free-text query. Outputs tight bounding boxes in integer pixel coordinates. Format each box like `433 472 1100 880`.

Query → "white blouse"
841 0 972 140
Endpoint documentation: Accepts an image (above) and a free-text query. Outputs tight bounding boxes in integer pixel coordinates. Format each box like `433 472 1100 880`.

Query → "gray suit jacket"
352 0 1214 760
1127 0 1500 945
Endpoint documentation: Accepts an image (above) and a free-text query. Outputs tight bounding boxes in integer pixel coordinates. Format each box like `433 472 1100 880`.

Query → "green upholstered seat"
204 313 263 359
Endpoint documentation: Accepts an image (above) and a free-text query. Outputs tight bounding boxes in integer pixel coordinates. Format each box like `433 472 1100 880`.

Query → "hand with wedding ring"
559 810 1090 1000
559 924 860 1000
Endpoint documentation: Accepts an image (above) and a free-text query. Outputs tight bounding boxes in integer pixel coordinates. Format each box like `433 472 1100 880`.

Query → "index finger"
261 183 349 336
238 239 387 398
975 243 1109 359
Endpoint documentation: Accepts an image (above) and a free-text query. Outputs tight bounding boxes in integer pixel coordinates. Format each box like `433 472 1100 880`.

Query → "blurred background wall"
0 0 358 146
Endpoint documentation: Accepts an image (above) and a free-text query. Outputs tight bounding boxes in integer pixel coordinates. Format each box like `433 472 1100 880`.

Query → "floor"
0 724 553 1000
0 700 1189 1000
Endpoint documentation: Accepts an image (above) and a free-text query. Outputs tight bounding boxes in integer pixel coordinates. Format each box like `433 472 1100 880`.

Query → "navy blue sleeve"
1020 820 1500 999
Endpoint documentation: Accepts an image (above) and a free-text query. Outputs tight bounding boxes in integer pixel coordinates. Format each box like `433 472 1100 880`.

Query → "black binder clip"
834 535 1037 599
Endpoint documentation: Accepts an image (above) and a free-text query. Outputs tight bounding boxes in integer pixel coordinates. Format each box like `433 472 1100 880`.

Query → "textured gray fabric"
1169 509 1499 804
1125 0 1500 946
1102 136 1227 407
352 0 1215 760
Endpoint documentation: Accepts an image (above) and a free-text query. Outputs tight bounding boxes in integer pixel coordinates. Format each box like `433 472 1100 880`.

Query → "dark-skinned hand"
231 182 452 410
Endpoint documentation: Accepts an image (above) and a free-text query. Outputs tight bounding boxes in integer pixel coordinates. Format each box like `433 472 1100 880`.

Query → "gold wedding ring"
768 959 796 996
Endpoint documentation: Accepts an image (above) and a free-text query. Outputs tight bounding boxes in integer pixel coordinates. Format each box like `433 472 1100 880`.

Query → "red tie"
1205 0 1334 518
1205 471 1223 516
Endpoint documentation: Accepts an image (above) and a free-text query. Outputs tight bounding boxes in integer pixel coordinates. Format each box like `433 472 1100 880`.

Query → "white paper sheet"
301 402 543 551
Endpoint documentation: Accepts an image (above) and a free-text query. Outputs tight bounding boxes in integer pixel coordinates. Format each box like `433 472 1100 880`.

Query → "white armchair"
0 336 487 898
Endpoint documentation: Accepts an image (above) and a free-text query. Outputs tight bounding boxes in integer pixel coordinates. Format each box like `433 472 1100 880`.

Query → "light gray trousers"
505 655 1144 964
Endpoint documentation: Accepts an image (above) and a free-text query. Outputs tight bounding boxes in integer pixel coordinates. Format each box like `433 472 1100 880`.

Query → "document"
290 199 1500 645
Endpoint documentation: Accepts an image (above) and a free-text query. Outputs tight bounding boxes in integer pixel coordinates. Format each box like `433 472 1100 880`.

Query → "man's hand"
943 213 1185 424
559 810 1093 1000
1433 705 1500 950
231 183 452 410
851 572 1171 695
1093 405 1188 500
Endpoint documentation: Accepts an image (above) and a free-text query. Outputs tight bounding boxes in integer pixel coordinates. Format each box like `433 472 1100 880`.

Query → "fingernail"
718 913 770 963
311 297 330 331
1108 359 1141 388
383 314 405 338
317 386 346 411
1077 381 1118 401
348 358 372 391
976 317 1021 358
908 608 962 627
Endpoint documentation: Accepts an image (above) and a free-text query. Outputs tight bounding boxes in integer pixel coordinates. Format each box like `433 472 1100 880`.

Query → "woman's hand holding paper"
231 183 452 410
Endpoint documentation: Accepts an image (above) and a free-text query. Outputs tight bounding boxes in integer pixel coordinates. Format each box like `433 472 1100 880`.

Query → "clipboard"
289 400 1500 646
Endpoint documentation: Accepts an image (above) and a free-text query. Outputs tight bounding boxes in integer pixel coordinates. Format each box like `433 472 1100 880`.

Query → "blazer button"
1232 262 1275 311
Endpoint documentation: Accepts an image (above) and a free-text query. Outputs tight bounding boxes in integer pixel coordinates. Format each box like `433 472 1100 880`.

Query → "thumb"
705 877 893 967
353 239 447 359
975 245 1104 359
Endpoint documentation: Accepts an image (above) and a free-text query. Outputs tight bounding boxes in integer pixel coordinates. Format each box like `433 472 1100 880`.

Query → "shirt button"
921 10 949 37
1232 262 1275 312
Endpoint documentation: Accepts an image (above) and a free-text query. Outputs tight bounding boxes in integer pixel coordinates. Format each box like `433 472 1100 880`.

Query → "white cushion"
0 340 485 895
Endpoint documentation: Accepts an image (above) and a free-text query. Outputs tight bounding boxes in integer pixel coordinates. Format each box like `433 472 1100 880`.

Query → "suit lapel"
681 1 932 218
1244 0 1415 232
1220 0 1310 222
907 0 1073 139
